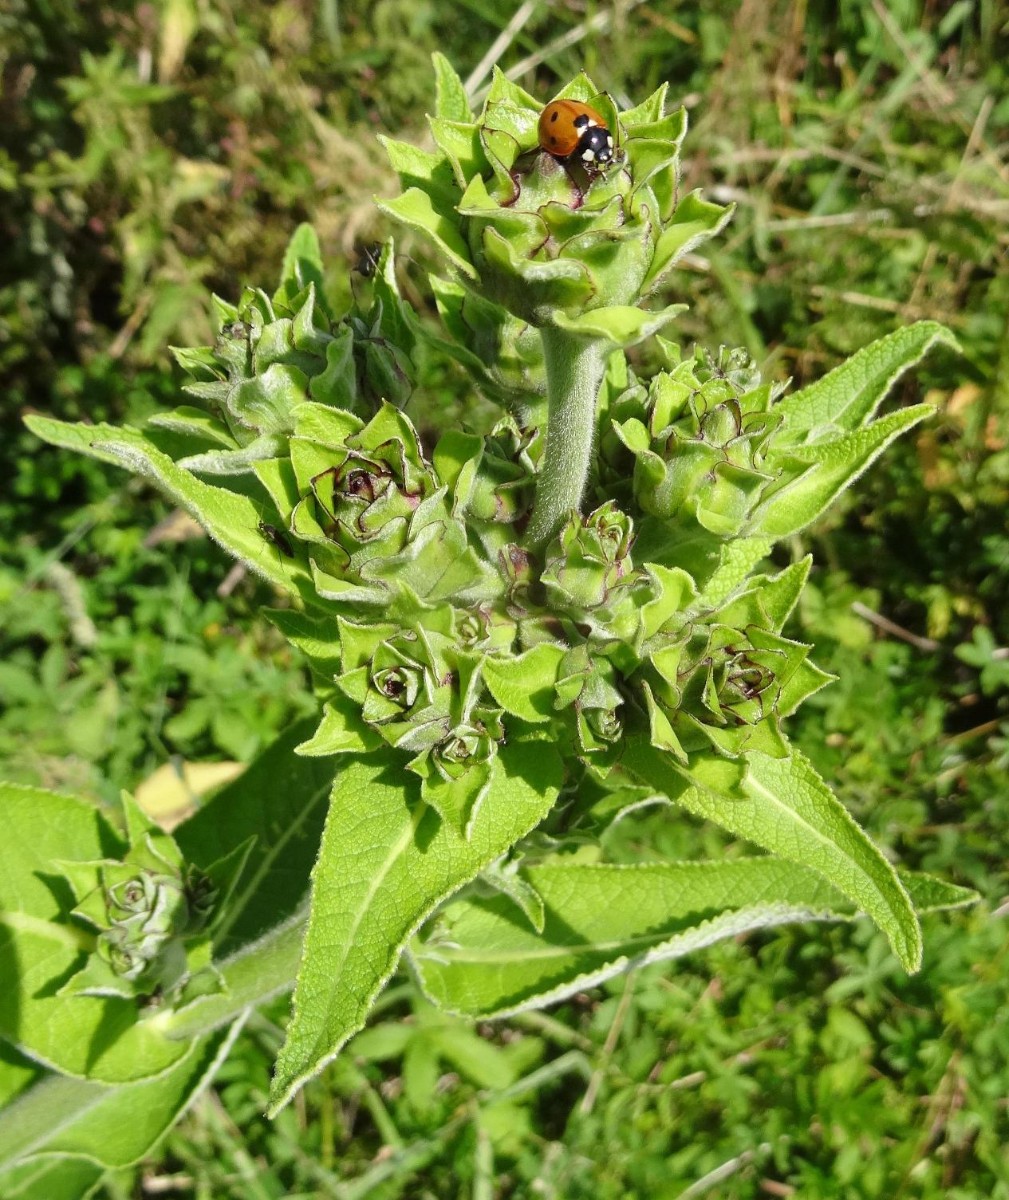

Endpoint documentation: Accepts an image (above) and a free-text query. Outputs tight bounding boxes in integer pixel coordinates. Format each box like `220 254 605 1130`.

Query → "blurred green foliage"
3 0 1008 1195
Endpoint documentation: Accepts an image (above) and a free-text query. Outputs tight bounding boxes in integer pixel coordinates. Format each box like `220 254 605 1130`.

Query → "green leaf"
294 697 385 757
898 872 979 913
483 66 540 113
431 51 472 122
619 82 670 128
621 740 923 970
376 190 477 280
413 756 493 839
480 863 546 933
267 739 563 1113
378 136 456 199
774 321 958 445
0 1156 103 1198
0 1046 39 1115
639 564 696 640
265 608 342 680
292 400 363 449
147 405 236 447
748 404 933 537
688 536 774 608
432 121 492 191
174 720 337 954
276 223 325 310
24 417 319 606
777 658 836 717
748 558 812 631
411 858 939 1018
482 644 567 722
642 192 734 294
176 433 284 476
0 1021 243 1171
552 303 687 347
254 455 301 521
480 227 594 317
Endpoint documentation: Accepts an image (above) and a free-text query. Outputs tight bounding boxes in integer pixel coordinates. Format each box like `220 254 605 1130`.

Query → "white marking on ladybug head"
582 148 596 162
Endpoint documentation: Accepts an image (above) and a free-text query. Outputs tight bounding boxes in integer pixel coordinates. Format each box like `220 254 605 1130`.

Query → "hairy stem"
526 327 608 547
150 914 305 1040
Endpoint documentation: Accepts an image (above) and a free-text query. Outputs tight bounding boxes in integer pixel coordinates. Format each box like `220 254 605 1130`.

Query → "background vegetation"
3 0 1007 1195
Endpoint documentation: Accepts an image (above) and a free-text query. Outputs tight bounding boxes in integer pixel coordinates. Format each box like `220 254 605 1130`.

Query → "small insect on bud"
258 521 294 558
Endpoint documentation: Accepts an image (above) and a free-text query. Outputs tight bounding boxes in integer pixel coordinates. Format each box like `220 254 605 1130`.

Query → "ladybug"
538 99 615 169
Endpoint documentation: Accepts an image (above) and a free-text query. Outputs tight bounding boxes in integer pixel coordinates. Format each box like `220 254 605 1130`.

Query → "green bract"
13 55 972 1153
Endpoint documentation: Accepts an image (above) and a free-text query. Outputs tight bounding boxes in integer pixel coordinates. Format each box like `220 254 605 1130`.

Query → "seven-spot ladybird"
537 99 615 169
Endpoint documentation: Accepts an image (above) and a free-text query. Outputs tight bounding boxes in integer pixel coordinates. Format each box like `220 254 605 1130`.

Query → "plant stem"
526 326 607 547
151 914 305 1040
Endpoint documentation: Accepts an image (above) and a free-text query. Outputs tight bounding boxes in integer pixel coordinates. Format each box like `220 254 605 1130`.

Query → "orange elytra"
537 99 615 168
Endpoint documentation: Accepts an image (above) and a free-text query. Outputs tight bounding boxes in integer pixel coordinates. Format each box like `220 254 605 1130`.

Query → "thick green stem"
526 327 608 548
150 914 305 1040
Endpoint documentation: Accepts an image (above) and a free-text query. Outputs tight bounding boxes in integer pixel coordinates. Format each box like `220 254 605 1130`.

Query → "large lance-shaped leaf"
411 860 975 1017
773 321 958 445
0 784 192 1083
23 416 317 606
622 741 923 970
0 1020 243 1172
746 404 932 538
267 737 563 1113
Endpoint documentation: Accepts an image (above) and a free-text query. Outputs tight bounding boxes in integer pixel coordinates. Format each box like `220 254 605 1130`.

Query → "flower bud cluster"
61 800 233 1000
636 565 831 764
96 868 192 981
166 247 415 474
605 345 783 538
379 64 731 345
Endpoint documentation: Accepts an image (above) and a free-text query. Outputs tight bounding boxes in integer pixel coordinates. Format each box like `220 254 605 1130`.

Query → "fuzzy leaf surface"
622 741 923 970
268 738 562 1112
774 321 958 445
748 404 933 538
411 860 972 1016
24 417 317 605
0 1021 243 1171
